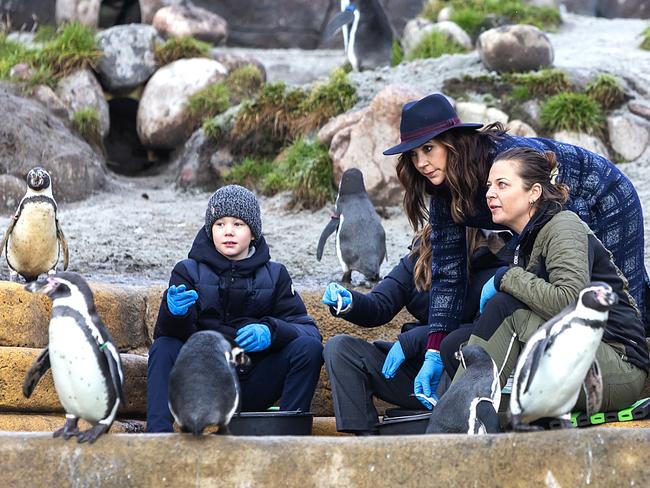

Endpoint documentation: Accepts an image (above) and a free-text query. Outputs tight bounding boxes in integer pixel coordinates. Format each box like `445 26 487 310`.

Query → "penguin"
1 166 69 282
425 345 502 434
168 330 249 435
316 168 386 283
508 282 616 431
323 0 394 71
22 272 125 444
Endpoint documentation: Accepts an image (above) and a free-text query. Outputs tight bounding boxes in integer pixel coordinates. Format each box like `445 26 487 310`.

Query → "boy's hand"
381 341 405 379
235 323 271 352
321 282 352 314
166 284 198 316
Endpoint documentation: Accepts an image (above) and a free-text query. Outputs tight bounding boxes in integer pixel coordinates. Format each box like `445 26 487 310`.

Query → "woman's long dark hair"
399 123 506 291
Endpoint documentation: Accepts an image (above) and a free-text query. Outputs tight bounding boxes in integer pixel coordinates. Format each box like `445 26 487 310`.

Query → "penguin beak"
231 346 251 370
24 276 59 296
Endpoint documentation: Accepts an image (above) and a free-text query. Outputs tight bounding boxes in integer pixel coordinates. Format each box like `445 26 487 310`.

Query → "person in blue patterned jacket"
381 92 648 409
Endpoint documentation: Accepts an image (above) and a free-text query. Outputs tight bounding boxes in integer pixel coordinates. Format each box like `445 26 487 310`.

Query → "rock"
516 99 543 128
317 109 367 147
328 84 426 206
456 102 509 125
607 113 649 161
403 19 472 56
434 21 473 50
562 0 599 15
0 175 25 212
553 130 610 159
139 0 183 24
437 6 453 22
0 87 106 212
507 119 537 137
597 0 649 19
526 0 558 6
8 63 33 81
211 51 267 82
55 0 100 27
6 32 43 49
95 24 160 94
152 4 228 45
136 57 228 150
0 0 55 31
56 69 110 138
0 413 145 434
29 85 69 120
477 24 554 73
172 129 221 190
629 100 650 121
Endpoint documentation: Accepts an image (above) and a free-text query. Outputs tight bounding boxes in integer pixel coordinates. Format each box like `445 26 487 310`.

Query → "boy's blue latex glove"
235 323 271 352
413 350 443 410
321 282 352 313
166 284 198 316
479 276 498 313
382 341 405 379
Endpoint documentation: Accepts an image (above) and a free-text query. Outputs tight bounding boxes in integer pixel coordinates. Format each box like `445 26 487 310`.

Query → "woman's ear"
530 183 543 204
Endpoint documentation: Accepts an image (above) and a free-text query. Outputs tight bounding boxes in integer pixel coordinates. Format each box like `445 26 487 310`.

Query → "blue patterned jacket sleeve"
427 196 467 333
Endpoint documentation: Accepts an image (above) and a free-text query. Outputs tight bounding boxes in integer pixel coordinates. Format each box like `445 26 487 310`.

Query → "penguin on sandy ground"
509 282 616 431
168 330 250 436
1 166 69 282
425 345 502 434
323 0 394 71
316 168 386 283
23 272 125 444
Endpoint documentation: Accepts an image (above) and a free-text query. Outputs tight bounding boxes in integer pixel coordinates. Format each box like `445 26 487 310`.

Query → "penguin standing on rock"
168 330 249 436
317 168 386 283
23 272 125 444
509 282 616 431
425 345 502 434
1 166 69 282
324 0 394 71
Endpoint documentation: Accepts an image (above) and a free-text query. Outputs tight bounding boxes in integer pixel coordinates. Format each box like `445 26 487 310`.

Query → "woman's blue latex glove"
235 323 271 352
321 282 352 313
413 350 443 410
382 341 406 379
479 276 498 313
166 284 198 316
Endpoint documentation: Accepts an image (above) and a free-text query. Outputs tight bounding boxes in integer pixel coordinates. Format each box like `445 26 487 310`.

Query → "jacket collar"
187 229 271 275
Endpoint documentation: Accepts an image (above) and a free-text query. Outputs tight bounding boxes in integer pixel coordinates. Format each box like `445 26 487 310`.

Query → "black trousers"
323 335 426 432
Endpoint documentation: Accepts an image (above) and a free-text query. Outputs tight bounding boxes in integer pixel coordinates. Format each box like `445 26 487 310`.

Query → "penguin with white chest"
316 168 386 283
23 272 125 443
168 330 250 435
324 0 394 71
508 282 616 431
425 345 502 434
1 166 69 282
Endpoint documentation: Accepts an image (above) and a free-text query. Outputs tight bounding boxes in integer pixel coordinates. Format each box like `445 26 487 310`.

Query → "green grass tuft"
223 157 275 189
71 107 104 150
187 82 231 121
0 34 32 79
33 25 58 43
154 36 211 66
640 27 650 51
225 65 264 102
505 69 571 96
540 92 604 135
406 30 467 60
391 40 404 66
202 118 223 141
585 73 625 109
420 0 445 22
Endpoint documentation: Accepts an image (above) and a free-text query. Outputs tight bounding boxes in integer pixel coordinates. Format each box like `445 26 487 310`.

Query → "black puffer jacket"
154 230 321 350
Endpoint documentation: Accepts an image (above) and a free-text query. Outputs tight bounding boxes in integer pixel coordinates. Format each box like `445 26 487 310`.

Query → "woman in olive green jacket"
440 147 649 412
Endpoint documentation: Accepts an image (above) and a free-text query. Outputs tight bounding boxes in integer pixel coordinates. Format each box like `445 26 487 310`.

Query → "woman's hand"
382 341 406 379
479 276 498 313
413 350 443 409
322 282 352 313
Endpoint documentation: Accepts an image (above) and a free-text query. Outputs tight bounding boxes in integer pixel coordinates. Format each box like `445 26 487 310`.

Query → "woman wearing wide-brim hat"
381 92 648 409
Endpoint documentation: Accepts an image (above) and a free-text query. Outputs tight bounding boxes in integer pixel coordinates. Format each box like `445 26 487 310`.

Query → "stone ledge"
1 430 650 486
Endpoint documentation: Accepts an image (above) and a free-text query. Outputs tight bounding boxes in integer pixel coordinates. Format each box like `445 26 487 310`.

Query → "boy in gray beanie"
147 185 323 433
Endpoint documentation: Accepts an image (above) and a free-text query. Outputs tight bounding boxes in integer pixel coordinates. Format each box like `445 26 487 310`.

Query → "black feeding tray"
375 408 431 435
229 410 313 436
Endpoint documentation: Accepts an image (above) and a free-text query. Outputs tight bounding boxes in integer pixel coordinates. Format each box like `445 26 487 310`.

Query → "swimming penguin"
323 0 394 71
316 168 386 283
168 330 249 435
1 166 69 282
23 272 125 443
508 282 616 431
425 345 501 434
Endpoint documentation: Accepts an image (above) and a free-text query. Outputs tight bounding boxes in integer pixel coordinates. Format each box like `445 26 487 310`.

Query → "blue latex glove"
413 350 444 410
166 284 198 316
235 323 271 352
479 276 498 313
321 282 352 313
382 341 406 379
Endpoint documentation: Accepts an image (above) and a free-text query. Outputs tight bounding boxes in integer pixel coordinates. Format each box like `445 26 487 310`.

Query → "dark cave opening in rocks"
99 0 141 28
105 97 154 176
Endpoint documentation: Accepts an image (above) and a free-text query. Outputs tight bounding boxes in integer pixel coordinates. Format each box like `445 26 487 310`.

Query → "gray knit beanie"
204 185 262 240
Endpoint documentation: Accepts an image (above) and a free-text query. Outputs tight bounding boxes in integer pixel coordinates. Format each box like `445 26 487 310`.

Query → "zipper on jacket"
513 244 521 266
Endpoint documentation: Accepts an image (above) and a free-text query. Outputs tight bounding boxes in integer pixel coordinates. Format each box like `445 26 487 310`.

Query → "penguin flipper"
56 222 69 270
324 10 356 39
519 332 552 395
583 359 603 416
102 344 126 406
475 400 501 434
0 215 17 258
23 347 50 398
316 217 339 261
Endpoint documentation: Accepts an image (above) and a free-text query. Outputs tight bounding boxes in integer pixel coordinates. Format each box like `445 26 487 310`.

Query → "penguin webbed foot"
77 423 110 444
54 417 80 440
214 423 231 435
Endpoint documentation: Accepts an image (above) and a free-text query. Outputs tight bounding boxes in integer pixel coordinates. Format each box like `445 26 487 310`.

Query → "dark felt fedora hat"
383 93 483 155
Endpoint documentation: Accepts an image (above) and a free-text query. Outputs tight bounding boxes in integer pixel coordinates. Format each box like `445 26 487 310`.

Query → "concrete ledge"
1 430 650 486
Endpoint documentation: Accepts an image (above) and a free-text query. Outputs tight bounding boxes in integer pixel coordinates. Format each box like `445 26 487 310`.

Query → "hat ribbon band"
401 117 462 143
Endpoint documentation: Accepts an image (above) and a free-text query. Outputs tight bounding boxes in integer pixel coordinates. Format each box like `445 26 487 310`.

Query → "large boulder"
402 18 472 56
607 113 649 161
0 87 106 213
139 0 182 24
55 0 100 27
477 24 554 73
323 84 426 206
95 24 160 94
136 57 228 150
0 0 55 31
455 101 509 125
56 69 110 138
152 4 228 44
553 131 610 159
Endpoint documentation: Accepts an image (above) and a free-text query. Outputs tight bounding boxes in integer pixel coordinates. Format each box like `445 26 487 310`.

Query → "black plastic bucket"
229 411 314 436
375 409 431 435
